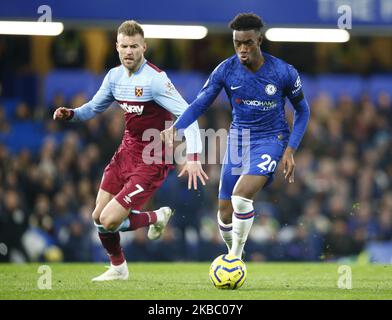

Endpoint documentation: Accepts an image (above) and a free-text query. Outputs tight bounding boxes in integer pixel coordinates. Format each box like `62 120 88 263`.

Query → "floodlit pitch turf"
0 263 391 299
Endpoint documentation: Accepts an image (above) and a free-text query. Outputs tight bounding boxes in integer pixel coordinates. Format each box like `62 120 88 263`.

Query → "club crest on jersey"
135 86 143 97
265 84 277 96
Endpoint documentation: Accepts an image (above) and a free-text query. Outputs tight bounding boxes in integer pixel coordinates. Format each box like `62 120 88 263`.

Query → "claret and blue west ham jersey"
71 59 202 157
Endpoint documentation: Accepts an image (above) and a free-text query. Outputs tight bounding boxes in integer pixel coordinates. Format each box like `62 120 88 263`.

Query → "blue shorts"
218 136 287 200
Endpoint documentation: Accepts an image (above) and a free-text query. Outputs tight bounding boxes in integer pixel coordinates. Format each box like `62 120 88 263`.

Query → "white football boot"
91 261 129 282
147 207 174 240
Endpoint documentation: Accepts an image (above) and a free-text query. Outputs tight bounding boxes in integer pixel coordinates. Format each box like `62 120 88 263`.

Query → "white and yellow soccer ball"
209 254 247 289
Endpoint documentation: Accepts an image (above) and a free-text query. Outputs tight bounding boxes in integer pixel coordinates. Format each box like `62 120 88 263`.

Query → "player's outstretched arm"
53 107 74 121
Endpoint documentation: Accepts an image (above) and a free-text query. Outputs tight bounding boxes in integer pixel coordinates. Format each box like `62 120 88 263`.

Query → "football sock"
125 210 157 231
98 232 125 266
230 195 255 258
96 210 158 264
217 211 233 252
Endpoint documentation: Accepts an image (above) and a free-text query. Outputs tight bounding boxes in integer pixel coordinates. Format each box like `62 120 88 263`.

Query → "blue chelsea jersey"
181 52 304 144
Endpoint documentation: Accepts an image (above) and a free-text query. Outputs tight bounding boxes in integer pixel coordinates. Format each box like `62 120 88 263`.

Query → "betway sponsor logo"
119 102 144 115
236 98 277 111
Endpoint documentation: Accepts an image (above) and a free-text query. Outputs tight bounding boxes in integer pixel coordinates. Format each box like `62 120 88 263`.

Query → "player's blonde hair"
117 20 144 37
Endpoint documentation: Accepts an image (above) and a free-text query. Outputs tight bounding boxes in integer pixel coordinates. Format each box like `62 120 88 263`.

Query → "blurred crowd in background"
0 30 391 263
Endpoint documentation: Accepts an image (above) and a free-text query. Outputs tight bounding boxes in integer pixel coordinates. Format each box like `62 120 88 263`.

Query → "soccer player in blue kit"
161 13 310 259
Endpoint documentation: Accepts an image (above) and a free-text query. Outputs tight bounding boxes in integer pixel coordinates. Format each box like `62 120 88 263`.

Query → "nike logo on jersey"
230 85 242 90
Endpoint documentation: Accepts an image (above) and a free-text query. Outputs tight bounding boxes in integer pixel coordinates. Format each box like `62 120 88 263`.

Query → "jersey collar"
121 58 147 76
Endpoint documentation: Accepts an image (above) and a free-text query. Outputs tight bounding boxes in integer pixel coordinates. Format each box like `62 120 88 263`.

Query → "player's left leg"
112 163 173 240
230 175 268 258
217 151 240 252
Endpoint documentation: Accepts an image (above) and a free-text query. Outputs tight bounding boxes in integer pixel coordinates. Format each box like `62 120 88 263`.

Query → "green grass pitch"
0 262 391 300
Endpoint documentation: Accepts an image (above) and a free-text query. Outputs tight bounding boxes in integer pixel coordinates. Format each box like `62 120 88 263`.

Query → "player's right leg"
91 189 129 282
217 199 233 252
92 188 114 227
91 150 131 282
229 139 286 258
217 153 240 253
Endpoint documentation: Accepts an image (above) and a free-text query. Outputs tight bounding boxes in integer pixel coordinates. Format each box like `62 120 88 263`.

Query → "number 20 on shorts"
257 154 277 173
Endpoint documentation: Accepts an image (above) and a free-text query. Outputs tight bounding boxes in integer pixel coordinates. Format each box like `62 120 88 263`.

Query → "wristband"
65 109 74 121
187 153 200 161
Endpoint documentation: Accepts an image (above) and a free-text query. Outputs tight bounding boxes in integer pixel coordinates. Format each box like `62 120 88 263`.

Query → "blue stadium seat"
14 72 39 108
44 69 100 107
367 74 392 101
300 74 318 102
166 71 207 103
94 73 106 93
0 98 20 120
0 121 46 154
316 74 365 101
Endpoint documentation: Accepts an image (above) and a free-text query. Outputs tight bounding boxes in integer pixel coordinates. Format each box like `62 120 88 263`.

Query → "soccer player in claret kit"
161 13 310 260
53 20 208 281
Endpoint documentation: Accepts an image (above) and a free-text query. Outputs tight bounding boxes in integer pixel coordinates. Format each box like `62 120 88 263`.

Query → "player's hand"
160 126 176 148
282 146 296 183
178 160 209 190
53 107 73 120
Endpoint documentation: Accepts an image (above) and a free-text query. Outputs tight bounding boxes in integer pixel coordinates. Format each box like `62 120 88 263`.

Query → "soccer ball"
209 254 247 289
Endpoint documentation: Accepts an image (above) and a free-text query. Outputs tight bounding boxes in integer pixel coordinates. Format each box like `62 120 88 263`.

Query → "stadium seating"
165 71 207 103
1 98 20 120
300 74 319 101
316 74 365 102
367 75 392 102
44 69 100 107
2 72 392 157
0 120 46 154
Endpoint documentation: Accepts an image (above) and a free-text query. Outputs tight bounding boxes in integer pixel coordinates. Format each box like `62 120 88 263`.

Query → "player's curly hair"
229 13 264 32
118 20 144 37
